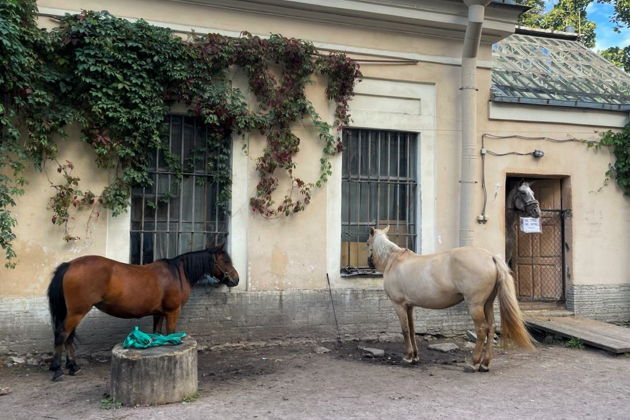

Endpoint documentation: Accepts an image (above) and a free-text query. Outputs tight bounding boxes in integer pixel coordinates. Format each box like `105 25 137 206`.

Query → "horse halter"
213 253 236 284
509 190 539 213
522 196 540 212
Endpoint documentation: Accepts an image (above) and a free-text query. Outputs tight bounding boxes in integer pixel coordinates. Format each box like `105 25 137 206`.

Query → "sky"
586 2 629 50
542 0 629 51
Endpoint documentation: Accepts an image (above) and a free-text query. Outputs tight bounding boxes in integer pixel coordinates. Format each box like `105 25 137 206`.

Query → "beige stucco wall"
1 0 628 301
0 126 111 296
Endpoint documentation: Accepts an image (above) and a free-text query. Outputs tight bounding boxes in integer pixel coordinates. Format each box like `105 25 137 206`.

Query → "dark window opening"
341 128 418 276
130 115 229 264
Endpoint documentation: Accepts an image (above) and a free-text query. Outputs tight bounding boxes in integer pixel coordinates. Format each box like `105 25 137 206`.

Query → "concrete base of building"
1 284 628 355
0 288 475 355
566 284 630 322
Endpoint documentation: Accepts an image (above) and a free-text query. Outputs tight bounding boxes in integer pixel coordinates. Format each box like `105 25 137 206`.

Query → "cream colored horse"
367 226 535 372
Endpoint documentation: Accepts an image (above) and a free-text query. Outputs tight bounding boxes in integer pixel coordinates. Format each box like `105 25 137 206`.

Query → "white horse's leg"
480 298 496 372
466 304 489 372
406 306 419 362
393 303 414 363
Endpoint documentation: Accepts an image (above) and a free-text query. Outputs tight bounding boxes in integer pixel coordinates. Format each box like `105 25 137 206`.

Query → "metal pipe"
459 0 491 247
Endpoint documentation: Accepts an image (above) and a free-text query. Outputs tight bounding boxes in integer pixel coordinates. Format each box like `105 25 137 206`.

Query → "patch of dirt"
1 337 629 419
194 337 469 391
331 338 468 368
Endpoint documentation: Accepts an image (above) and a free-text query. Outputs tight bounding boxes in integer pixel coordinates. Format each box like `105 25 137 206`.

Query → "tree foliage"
599 45 630 71
518 0 596 46
517 0 628 51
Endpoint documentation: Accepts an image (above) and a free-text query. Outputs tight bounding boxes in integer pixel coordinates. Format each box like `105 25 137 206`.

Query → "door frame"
505 174 572 307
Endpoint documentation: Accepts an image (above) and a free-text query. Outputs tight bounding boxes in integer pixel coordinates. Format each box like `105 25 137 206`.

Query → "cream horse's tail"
493 255 536 350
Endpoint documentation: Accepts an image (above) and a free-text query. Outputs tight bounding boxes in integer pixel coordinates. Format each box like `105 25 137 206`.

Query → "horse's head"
511 182 541 218
366 226 390 269
210 243 239 287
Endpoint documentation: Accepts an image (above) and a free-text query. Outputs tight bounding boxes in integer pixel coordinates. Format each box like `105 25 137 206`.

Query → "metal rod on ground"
326 273 342 344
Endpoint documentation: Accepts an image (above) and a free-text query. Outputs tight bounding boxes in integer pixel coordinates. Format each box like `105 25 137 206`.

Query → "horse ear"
369 227 375 236
218 242 225 251
383 225 390 234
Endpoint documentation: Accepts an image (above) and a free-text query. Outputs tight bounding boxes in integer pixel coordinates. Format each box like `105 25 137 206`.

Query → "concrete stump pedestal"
110 337 198 406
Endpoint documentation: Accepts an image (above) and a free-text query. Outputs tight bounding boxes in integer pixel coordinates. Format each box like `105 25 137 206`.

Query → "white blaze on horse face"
519 182 533 197
367 226 389 255
519 182 541 218
514 182 540 218
367 227 403 272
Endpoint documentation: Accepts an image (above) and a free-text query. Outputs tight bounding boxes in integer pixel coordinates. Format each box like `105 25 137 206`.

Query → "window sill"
340 267 383 278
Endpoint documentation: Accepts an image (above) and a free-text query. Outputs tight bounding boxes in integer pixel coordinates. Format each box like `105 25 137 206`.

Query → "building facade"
1 0 628 354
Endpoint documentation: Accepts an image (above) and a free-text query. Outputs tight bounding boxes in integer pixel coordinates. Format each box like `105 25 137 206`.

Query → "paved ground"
1 336 629 419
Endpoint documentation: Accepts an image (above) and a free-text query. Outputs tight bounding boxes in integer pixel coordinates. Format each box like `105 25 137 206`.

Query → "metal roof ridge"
515 26 580 40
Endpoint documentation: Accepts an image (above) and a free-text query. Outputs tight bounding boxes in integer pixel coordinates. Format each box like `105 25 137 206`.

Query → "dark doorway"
506 177 570 303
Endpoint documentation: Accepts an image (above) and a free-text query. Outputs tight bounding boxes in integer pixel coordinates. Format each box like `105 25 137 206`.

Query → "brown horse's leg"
393 303 414 363
61 311 88 376
50 313 82 381
164 308 181 335
466 304 489 373
406 306 419 363
50 342 65 381
64 330 80 376
153 315 165 334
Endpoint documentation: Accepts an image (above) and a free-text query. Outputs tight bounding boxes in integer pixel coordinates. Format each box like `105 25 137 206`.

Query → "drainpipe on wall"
459 0 491 247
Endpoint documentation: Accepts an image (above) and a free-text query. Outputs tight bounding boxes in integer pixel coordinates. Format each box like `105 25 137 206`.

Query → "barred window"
130 115 229 264
341 128 418 275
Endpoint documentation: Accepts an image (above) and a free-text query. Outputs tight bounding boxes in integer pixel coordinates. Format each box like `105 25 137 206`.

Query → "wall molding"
489 101 630 128
37 6 494 68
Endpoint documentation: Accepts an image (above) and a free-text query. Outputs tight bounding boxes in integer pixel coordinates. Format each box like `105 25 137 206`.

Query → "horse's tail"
48 262 70 345
493 255 536 351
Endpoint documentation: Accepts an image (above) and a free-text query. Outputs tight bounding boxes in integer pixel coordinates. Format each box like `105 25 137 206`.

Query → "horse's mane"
161 246 222 286
373 231 402 264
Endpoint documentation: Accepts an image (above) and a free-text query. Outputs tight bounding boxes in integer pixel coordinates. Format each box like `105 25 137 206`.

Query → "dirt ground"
1 335 629 420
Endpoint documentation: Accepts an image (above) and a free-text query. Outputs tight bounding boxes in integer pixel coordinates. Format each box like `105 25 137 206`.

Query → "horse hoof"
68 366 81 376
402 357 414 364
463 364 477 373
479 365 489 373
52 370 64 382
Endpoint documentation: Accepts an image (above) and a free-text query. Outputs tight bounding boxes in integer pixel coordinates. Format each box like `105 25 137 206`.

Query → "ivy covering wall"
0 1 361 267
2 2 627 269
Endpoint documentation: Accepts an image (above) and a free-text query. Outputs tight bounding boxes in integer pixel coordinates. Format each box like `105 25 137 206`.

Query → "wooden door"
513 179 564 302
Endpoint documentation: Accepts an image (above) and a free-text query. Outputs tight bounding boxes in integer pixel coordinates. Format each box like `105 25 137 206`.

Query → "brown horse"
367 227 535 372
47 244 239 381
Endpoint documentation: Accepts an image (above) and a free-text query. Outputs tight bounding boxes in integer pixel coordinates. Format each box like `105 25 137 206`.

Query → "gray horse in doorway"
506 181 541 269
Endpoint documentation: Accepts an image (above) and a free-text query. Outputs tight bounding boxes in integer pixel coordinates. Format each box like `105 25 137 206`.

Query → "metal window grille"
130 115 229 264
341 128 418 275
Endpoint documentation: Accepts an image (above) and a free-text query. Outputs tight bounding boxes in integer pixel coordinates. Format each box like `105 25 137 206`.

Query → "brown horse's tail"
48 262 70 345
493 256 536 350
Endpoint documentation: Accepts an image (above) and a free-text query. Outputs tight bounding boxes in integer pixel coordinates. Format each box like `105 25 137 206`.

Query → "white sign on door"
520 217 542 233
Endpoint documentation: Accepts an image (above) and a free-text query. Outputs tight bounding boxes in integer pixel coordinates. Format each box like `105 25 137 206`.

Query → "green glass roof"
492 34 630 111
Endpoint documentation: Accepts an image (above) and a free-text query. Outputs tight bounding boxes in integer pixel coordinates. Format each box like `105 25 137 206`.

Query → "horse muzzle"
223 275 239 288
526 202 541 218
